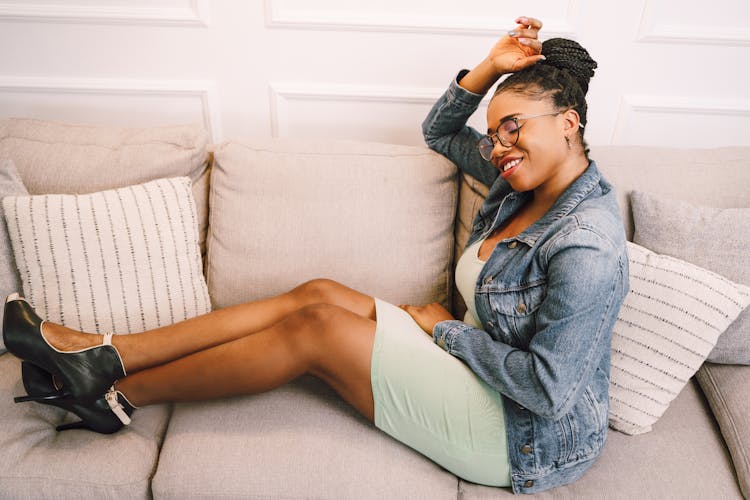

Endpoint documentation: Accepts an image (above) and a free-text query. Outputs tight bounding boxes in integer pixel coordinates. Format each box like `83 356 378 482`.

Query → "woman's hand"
459 16 545 95
487 16 544 75
399 303 455 337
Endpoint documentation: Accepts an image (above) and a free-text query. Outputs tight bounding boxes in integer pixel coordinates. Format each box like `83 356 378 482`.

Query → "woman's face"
485 90 572 194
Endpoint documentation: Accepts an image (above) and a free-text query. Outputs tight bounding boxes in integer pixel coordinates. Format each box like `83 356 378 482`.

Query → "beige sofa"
0 118 748 499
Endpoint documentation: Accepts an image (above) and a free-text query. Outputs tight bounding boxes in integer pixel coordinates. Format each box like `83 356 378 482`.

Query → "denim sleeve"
433 226 627 420
421 70 500 187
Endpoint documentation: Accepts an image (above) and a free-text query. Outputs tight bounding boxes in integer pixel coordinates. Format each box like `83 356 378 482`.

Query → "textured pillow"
608 242 750 435
208 139 457 309
631 190 750 364
2 177 211 334
0 159 28 354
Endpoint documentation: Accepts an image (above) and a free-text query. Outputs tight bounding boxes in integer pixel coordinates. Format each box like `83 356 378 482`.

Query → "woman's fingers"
515 16 543 30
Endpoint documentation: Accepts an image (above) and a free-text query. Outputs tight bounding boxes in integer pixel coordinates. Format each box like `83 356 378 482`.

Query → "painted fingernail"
508 30 517 36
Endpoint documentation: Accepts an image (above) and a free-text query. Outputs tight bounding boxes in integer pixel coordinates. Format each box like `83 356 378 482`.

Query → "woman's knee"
291 278 347 307
282 303 346 361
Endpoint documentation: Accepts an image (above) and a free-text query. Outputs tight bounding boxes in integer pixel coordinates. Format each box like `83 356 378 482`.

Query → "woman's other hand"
459 16 545 95
487 16 545 74
399 303 455 336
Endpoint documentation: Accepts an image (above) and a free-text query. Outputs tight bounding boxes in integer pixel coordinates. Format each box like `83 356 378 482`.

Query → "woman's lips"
500 158 522 178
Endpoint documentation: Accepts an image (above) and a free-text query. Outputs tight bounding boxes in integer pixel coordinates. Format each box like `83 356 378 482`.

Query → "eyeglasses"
477 111 573 161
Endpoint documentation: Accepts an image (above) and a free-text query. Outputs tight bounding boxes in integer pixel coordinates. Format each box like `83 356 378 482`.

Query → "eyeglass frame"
477 110 584 161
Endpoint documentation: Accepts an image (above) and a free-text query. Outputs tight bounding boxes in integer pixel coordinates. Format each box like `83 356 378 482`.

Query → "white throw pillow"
2 177 211 334
608 242 750 435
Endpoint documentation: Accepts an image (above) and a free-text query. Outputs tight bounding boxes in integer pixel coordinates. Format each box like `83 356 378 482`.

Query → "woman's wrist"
458 58 504 95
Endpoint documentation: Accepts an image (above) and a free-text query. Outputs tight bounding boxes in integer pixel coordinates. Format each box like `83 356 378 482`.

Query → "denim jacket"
422 72 629 494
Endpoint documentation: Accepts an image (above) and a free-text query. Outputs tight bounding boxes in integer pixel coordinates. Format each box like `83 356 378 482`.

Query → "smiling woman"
420 16 630 493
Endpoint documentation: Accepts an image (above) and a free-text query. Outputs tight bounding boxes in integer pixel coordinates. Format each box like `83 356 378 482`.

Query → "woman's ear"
561 108 581 135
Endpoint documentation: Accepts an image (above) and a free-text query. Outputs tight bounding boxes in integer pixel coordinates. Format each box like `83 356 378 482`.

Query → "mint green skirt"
370 298 511 487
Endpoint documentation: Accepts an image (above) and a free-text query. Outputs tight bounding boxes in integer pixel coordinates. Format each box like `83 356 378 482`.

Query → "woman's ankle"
42 323 102 352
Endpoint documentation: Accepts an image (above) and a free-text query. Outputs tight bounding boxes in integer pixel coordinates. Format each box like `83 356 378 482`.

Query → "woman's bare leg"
116 303 377 421
41 279 376 373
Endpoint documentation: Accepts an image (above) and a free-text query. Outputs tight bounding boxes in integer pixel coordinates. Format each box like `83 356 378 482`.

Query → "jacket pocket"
487 280 546 346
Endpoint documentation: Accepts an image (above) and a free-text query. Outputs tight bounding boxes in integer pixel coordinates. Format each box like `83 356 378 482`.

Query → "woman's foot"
17 361 136 434
3 294 127 399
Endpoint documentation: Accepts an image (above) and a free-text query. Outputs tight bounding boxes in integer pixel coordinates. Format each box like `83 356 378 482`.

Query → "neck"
531 154 590 212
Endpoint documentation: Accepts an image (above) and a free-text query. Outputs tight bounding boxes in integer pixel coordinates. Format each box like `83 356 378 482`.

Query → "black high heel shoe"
3 293 127 400
16 361 136 434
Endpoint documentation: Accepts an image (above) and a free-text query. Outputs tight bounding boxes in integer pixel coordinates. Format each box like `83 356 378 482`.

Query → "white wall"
1 0 748 148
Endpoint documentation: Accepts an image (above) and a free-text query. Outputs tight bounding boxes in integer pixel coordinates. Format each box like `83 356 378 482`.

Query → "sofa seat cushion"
207 139 458 309
152 376 459 500
459 379 743 499
0 355 170 499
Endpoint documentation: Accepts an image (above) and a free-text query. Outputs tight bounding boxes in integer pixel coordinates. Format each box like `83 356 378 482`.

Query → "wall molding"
268 82 461 137
265 0 579 37
611 95 750 144
0 76 221 141
637 1 749 45
0 0 210 26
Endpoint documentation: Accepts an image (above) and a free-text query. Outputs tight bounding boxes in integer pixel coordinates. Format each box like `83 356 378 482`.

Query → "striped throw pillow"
2 177 211 334
609 242 750 435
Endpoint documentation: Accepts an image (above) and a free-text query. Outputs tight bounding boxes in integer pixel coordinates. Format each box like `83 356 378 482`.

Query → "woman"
3 17 628 494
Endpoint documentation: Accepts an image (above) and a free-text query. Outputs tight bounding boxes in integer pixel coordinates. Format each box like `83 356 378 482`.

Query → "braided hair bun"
539 38 597 95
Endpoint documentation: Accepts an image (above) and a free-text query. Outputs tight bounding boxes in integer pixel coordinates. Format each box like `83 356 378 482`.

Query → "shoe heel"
5 292 20 303
14 392 73 404
56 421 89 432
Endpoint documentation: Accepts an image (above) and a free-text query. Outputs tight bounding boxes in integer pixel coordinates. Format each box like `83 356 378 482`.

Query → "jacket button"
508 241 518 249
524 480 534 488
521 444 532 454
483 276 493 285
437 338 446 349
486 321 495 329
516 303 526 314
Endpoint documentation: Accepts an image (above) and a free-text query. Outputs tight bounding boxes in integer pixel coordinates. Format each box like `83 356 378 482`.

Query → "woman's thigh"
299 303 377 422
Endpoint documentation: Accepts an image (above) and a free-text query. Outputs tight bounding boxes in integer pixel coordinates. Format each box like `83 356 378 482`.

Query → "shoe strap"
102 333 113 346
105 387 132 426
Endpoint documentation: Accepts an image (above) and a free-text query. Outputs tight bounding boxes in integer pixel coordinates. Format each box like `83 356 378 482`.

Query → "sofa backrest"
0 118 211 254
206 138 458 309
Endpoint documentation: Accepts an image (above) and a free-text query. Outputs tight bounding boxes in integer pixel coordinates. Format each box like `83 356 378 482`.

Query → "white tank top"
455 238 487 330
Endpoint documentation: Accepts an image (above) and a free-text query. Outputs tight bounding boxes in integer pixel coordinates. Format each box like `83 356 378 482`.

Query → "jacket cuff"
433 319 471 353
447 70 487 107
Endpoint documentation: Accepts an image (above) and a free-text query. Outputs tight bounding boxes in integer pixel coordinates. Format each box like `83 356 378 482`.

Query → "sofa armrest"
696 362 750 499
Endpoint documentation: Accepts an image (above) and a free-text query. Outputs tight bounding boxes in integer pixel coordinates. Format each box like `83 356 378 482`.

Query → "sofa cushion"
152 376 459 499
0 159 27 355
459 379 744 499
0 118 211 254
0 354 170 499
3 177 211 333
608 242 750 435
590 146 750 240
207 139 457 308
696 363 750 499
631 190 750 365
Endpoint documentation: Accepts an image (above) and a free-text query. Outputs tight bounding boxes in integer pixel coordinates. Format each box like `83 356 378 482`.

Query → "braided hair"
495 38 598 158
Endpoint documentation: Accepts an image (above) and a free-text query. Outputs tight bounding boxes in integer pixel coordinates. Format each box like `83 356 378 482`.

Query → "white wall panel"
0 1 748 148
638 0 750 45
266 0 579 37
270 82 490 146
0 78 221 141
0 0 209 26
612 95 750 147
